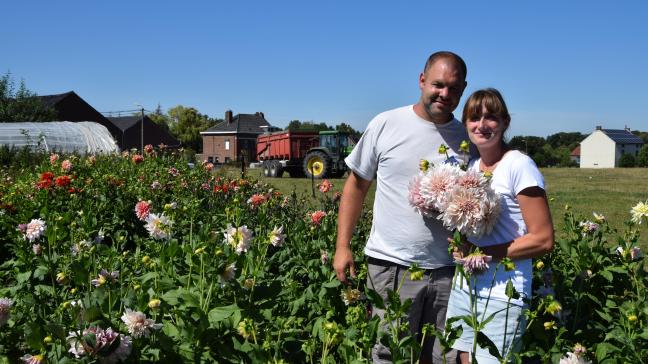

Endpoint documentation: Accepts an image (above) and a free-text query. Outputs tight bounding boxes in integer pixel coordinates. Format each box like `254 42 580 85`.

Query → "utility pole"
140 107 144 152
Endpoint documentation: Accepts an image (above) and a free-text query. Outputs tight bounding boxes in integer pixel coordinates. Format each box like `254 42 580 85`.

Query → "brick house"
199 110 277 164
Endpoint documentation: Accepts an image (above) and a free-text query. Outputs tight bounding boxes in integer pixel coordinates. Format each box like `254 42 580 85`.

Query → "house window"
225 139 230 150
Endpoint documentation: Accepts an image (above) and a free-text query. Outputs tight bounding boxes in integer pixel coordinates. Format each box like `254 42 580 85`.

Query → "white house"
580 126 644 168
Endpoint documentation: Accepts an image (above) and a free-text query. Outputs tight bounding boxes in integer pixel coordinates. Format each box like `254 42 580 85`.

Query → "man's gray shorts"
367 257 457 364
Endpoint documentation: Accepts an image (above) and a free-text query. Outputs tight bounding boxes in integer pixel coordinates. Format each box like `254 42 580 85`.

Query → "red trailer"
256 131 319 177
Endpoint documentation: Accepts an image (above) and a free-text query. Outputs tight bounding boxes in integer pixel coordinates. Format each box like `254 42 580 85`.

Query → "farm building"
579 126 644 168
107 115 180 151
570 146 580 165
35 91 180 151
199 110 279 164
36 91 122 145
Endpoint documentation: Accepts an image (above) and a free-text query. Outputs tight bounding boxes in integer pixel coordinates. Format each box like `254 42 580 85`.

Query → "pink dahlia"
318 179 333 193
121 308 162 338
247 193 267 207
24 219 46 242
134 200 152 221
310 210 327 226
408 175 435 216
49 153 59 165
456 169 488 190
455 251 492 275
67 326 132 362
132 154 144 164
418 164 462 212
61 159 72 172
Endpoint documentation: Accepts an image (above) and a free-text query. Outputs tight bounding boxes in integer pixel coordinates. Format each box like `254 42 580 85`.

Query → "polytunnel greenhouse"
0 121 119 154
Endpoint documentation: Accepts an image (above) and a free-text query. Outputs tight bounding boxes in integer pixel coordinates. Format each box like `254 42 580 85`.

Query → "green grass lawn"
228 166 648 244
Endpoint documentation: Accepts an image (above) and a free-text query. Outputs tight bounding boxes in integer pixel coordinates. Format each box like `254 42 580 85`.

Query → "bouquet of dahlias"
408 143 501 276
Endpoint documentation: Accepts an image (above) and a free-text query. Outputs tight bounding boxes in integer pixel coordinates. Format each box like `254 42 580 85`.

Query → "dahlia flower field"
0 149 646 363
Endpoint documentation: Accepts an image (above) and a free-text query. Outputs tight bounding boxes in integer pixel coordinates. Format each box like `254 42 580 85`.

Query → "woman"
445 88 554 363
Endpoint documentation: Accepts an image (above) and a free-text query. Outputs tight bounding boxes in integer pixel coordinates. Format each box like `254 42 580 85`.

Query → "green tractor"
303 131 354 179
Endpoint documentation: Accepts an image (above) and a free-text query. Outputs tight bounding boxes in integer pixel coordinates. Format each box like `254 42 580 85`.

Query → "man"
334 51 470 363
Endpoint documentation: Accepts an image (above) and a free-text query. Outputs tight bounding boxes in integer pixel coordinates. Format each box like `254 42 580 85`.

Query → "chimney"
225 110 233 124
258 112 265 119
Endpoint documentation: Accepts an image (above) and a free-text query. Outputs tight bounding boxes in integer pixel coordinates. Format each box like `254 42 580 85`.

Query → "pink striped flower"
134 200 152 221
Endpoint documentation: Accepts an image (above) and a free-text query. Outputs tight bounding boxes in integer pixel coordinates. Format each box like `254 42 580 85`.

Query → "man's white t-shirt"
345 105 470 269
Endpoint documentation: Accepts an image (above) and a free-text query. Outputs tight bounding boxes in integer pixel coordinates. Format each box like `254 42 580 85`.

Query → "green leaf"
476 331 502 359
16 271 31 284
595 342 616 361
505 280 520 300
33 265 48 280
365 288 385 310
208 304 239 325
598 269 613 282
160 289 182 305
322 280 340 288
24 321 43 349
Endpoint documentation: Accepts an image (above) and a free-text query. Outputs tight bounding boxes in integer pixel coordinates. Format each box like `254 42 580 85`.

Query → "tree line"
2 73 647 166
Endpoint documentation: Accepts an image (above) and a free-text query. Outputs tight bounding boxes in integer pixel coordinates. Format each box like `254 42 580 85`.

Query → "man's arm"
334 171 372 283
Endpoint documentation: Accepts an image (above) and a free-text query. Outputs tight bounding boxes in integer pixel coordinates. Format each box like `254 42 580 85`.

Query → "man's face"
418 60 466 123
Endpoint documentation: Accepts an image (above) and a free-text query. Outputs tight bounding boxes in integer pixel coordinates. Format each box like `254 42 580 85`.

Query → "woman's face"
465 105 508 149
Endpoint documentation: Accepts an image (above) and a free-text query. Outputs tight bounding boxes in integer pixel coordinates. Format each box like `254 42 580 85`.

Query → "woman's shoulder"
504 150 538 169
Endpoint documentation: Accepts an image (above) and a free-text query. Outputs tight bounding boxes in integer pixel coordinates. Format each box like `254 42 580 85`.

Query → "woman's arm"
482 186 554 260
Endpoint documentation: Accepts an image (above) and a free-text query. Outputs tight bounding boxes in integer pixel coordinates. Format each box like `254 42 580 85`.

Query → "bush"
619 153 637 167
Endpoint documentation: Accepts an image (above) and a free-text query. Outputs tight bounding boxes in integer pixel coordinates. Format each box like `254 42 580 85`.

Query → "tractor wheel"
271 160 284 178
262 161 271 177
303 151 330 179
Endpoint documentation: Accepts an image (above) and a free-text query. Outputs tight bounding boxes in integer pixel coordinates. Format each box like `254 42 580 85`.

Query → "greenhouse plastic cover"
0 121 119 154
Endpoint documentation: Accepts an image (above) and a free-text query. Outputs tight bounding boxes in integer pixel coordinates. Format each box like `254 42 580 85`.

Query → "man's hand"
333 245 356 284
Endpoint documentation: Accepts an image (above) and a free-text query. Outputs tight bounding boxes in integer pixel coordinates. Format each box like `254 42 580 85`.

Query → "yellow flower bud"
194 247 205 255
62 301 71 309
122 251 129 257
535 261 545 270
419 159 430 172
142 255 151 264
214 249 223 257
545 301 562 315
133 284 141 290
459 140 470 153
410 270 424 281
43 335 53 344
244 278 255 290
438 144 448 155
70 288 77 294
628 314 638 323
148 298 162 309
543 321 556 330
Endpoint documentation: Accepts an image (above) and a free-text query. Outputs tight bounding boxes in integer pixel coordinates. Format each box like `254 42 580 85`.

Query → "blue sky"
2 0 646 137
